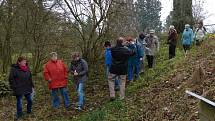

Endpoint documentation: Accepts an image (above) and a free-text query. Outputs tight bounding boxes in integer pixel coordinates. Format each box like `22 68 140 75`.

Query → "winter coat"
105 48 112 66
168 29 178 46
110 44 133 75
194 27 207 41
70 59 88 85
44 60 68 89
182 28 193 45
127 43 143 65
144 35 160 56
136 38 146 56
8 64 34 96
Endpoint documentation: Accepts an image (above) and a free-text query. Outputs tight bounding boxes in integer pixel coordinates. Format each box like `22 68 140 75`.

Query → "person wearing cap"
126 37 143 82
144 29 160 68
108 37 134 100
194 21 207 46
43 52 70 109
69 52 88 111
136 33 146 73
9 57 34 119
167 25 178 59
182 24 193 55
104 41 120 90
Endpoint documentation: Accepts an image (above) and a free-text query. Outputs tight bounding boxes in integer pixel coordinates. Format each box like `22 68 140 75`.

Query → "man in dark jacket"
70 52 88 111
109 37 133 100
167 25 178 59
9 57 34 119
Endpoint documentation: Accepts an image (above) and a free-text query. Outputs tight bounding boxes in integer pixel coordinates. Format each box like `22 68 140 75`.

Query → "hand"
48 80 51 83
140 58 143 61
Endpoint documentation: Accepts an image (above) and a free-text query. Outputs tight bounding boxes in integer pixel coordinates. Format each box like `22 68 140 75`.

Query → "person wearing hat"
144 29 160 68
69 52 88 111
167 25 178 59
104 41 120 90
182 24 193 55
43 52 70 110
194 21 207 46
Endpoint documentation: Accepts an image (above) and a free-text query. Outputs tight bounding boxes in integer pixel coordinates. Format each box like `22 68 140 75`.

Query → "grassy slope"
73 40 215 121
0 39 214 121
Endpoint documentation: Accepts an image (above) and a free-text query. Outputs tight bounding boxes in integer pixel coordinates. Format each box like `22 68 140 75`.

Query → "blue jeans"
128 62 140 81
106 65 120 87
51 87 70 109
76 82 84 107
16 93 32 117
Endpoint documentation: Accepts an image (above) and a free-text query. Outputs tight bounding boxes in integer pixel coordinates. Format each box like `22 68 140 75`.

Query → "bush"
0 74 11 97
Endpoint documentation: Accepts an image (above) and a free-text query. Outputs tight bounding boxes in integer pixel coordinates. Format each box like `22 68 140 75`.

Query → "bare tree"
192 0 207 24
57 0 114 63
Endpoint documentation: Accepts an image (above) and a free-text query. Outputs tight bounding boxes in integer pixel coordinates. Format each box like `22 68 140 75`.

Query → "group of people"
8 21 207 120
181 21 207 56
104 29 160 101
9 52 88 119
104 21 207 101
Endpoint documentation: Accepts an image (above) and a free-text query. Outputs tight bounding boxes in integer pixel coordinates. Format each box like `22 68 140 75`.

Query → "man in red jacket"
44 52 70 109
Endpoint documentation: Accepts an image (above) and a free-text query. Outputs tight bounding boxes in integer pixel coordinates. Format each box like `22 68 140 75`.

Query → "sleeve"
181 32 184 42
43 64 51 81
8 67 16 90
194 29 197 39
78 60 88 76
70 63 74 73
137 44 143 58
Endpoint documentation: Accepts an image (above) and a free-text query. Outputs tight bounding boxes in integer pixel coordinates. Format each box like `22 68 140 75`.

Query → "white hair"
169 25 175 29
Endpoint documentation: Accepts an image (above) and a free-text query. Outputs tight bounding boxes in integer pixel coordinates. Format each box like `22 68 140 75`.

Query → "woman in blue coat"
182 24 193 54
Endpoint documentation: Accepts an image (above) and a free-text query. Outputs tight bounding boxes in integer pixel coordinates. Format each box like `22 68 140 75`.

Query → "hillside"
0 39 214 121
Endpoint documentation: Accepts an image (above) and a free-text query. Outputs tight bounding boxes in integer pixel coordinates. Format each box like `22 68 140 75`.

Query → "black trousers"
183 45 190 53
146 55 154 68
169 44 176 59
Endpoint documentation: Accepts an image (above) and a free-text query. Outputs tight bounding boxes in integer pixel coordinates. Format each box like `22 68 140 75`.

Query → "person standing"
194 21 207 46
144 30 160 68
182 24 193 55
43 52 70 110
136 33 146 73
70 52 88 111
9 57 34 119
104 41 120 90
127 37 143 82
167 25 178 59
108 37 133 100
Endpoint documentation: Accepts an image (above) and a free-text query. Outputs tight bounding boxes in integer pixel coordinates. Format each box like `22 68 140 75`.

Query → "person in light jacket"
144 30 160 68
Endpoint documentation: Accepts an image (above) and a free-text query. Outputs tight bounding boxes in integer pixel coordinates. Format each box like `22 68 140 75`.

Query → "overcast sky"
160 0 215 25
